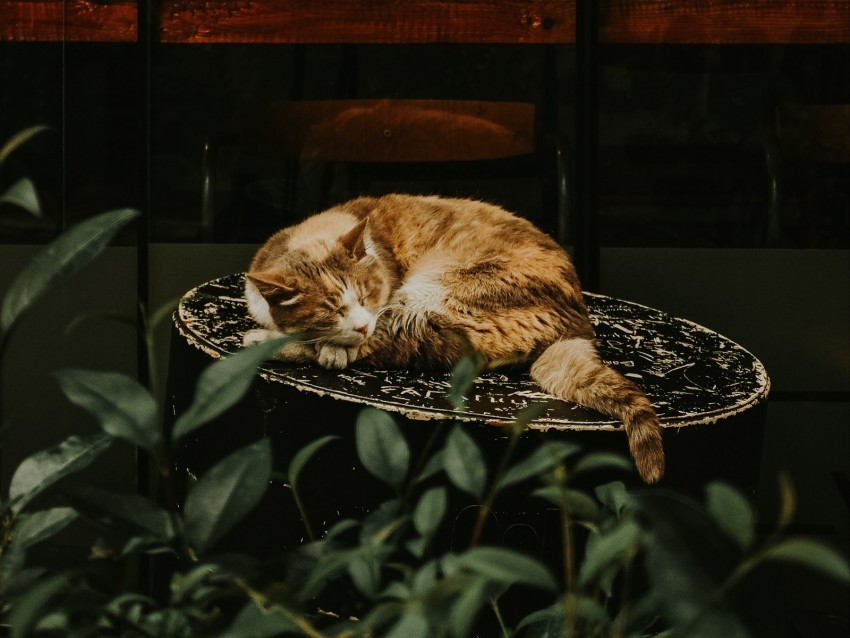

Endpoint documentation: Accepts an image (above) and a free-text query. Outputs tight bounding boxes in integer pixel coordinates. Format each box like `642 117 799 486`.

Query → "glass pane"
0 42 141 245
149 43 574 243
597 43 849 248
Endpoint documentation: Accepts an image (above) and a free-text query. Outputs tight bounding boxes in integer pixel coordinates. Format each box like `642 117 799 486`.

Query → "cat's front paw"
317 344 358 370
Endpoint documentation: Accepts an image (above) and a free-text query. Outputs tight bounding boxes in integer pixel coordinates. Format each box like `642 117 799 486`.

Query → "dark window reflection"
0 43 140 245
1 39 847 249
597 44 849 248
149 44 566 243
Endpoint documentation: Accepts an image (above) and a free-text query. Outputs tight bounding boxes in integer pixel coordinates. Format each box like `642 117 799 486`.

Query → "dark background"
1 4 848 634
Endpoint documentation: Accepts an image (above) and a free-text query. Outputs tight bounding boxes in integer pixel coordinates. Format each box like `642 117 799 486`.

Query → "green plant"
0 129 848 637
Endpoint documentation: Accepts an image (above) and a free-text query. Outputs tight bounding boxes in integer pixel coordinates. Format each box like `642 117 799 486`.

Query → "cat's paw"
317 344 356 370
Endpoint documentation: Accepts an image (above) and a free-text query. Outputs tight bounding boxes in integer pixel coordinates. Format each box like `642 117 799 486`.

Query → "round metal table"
173 273 769 430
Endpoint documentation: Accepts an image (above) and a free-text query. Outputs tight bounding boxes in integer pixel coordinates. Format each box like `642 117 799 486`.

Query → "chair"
204 97 569 245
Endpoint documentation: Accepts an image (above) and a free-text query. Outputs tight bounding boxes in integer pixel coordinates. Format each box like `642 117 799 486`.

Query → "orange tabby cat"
244 194 664 483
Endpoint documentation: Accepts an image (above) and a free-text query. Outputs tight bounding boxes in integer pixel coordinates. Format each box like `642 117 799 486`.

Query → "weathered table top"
174 273 770 431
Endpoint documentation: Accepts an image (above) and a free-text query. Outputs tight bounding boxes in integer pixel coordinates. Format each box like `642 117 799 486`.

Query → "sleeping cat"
244 194 664 483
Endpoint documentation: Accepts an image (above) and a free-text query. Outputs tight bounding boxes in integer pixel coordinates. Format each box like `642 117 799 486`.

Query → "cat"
243 194 664 483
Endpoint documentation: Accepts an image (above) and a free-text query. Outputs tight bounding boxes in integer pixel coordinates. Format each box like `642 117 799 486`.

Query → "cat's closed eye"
320 299 341 314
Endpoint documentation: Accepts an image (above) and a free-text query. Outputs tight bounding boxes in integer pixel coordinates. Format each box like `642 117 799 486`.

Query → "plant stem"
490 597 510 638
610 549 636 638
562 508 577 638
470 427 522 547
401 420 447 505
292 482 316 543
672 551 762 637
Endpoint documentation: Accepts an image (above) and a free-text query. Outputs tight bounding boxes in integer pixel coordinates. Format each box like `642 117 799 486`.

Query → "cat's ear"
339 219 368 260
246 273 301 305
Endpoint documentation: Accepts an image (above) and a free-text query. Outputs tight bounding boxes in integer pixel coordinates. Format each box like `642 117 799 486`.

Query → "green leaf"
64 309 136 338
572 451 634 476
406 537 428 559
288 435 338 488
105 592 157 617
8 573 70 638
11 507 78 550
34 611 68 633
411 559 439 597
8 433 112 514
381 581 412 601
506 401 549 438
221 602 301 638
1 208 139 335
0 125 49 166
441 552 462 578
705 482 755 551
119 536 177 558
444 426 487 500
1 508 78 586
413 486 447 541
172 337 290 443
171 563 228 603
0 178 41 217
54 369 158 451
147 296 181 332
358 601 407 635
355 408 409 490
516 601 565 634
140 609 191 637
533 486 599 520
447 355 483 410
458 546 557 591
632 492 751 638
447 575 493 638
348 551 382 597
184 439 272 554
414 448 445 484
64 486 173 539
595 481 629 516
579 519 642 588
761 539 850 584
323 518 360 542
518 596 610 633
386 611 430 638
360 502 408 546
496 441 581 492
298 548 358 603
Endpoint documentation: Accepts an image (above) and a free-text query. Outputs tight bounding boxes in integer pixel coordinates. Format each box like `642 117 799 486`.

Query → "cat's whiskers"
291 334 328 345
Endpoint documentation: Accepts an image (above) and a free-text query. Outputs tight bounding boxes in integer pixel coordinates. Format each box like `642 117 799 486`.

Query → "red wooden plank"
601 0 850 44
4 1 846 44
0 0 137 42
159 0 575 44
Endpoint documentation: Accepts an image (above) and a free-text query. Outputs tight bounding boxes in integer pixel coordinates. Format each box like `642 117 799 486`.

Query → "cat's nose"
353 324 369 335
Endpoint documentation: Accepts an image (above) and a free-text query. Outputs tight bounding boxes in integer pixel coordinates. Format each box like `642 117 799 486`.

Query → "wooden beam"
2 1 846 45
600 0 850 44
158 0 575 44
0 0 137 42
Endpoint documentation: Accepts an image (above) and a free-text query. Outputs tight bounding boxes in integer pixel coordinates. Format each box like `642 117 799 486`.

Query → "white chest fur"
387 263 446 337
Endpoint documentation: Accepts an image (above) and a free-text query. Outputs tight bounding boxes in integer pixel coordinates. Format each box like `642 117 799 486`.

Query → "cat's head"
245 220 392 346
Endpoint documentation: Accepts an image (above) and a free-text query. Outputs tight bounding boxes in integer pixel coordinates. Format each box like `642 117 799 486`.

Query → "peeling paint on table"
174 274 770 431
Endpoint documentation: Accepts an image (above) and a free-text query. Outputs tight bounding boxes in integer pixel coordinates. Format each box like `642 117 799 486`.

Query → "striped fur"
245 194 665 482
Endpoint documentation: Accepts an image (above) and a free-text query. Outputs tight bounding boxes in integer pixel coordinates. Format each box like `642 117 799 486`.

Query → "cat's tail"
530 338 664 484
